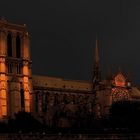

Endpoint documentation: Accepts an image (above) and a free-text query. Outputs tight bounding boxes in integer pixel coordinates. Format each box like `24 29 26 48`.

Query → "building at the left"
0 19 32 119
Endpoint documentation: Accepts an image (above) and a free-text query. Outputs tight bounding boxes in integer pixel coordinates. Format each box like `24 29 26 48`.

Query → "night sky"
0 0 140 85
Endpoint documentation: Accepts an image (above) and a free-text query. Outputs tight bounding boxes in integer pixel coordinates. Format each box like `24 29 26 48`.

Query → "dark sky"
0 0 140 85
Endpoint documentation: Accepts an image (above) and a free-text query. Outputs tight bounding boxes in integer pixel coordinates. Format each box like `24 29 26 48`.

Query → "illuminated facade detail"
111 73 130 102
0 19 32 119
112 88 129 102
114 73 126 87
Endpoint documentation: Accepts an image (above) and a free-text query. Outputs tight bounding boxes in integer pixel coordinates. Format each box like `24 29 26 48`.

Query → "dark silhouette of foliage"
109 101 140 131
8 111 43 132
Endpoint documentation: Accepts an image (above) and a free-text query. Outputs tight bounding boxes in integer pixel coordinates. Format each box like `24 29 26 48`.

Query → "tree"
109 101 140 131
8 111 43 132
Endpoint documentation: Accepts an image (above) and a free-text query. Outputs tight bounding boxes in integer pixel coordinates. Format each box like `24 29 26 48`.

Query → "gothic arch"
16 35 21 58
7 33 12 57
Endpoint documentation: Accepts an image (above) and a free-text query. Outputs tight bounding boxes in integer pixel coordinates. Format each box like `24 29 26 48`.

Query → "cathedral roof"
130 87 140 99
32 75 92 92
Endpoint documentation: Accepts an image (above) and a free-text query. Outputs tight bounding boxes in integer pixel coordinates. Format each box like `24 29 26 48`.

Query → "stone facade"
0 19 140 127
32 75 95 127
0 19 32 119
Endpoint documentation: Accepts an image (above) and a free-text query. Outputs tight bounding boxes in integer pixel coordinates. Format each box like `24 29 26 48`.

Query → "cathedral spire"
92 36 101 84
94 36 100 64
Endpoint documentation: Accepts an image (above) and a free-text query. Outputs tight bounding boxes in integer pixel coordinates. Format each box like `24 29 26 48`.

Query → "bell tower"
0 18 32 119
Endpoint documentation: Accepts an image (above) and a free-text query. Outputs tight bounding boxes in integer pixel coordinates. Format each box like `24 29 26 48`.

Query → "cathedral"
0 19 140 127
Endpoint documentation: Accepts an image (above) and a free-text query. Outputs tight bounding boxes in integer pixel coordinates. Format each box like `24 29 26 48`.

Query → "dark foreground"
0 133 140 140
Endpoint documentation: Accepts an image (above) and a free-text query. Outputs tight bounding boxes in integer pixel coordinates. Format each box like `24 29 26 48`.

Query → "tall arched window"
7 33 12 57
16 35 21 58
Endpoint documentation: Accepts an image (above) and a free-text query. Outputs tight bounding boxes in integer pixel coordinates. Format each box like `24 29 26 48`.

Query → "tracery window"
114 73 126 87
112 72 130 102
112 88 129 102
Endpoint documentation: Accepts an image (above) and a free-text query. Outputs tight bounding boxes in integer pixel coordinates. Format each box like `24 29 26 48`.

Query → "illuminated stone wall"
0 19 32 119
0 26 8 118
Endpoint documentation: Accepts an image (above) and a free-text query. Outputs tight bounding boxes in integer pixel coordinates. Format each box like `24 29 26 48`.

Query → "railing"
0 133 140 140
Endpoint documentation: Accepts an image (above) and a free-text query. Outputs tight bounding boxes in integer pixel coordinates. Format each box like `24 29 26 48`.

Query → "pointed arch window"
7 33 12 57
16 35 21 58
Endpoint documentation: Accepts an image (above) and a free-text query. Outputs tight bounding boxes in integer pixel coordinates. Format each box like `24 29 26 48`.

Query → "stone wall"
32 89 95 128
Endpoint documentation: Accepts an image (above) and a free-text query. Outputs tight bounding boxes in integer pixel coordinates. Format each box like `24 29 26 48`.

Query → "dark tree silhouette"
8 111 43 132
109 101 140 131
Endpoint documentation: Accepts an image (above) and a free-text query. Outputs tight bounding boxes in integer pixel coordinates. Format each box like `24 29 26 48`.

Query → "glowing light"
112 87 129 101
114 73 126 87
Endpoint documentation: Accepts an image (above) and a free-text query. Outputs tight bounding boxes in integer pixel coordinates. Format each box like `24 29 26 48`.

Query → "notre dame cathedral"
0 19 140 127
